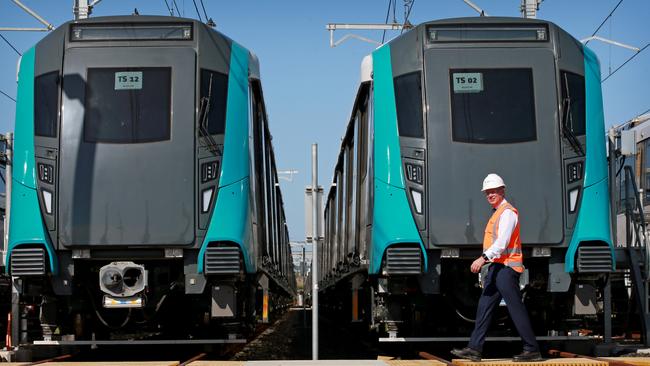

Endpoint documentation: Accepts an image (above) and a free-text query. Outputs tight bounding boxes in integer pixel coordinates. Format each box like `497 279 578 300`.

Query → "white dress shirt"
483 199 518 261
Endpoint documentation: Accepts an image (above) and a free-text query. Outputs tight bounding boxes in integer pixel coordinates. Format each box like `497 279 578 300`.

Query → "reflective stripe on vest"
483 202 524 273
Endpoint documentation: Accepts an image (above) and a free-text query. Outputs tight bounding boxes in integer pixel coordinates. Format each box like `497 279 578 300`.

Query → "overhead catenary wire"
586 0 624 45
602 42 649 82
0 33 21 56
381 0 393 43
199 0 210 23
163 0 174 16
0 90 16 103
191 0 203 22
401 0 416 34
172 0 182 17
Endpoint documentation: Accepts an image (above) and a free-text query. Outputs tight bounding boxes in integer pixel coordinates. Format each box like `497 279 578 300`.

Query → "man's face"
484 187 505 208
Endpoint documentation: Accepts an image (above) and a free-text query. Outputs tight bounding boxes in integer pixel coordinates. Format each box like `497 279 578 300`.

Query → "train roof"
378 16 579 50
26 14 260 79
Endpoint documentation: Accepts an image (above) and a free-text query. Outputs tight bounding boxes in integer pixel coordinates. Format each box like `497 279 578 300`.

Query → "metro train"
320 17 620 338
4 15 295 345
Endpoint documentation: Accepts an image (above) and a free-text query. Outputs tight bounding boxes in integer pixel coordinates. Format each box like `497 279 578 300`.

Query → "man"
451 173 541 362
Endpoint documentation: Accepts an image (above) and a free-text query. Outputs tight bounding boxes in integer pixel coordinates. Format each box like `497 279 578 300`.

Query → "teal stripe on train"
370 45 428 275
198 42 255 274
564 46 614 272
6 47 58 274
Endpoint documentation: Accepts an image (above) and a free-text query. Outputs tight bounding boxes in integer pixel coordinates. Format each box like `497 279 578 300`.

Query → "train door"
423 48 564 247
59 47 196 247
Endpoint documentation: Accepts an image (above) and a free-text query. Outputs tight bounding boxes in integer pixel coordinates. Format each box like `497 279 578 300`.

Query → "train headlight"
201 161 219 183
405 163 423 185
410 189 423 214
569 188 580 213
37 163 54 184
202 187 214 213
42 189 53 214
567 162 583 184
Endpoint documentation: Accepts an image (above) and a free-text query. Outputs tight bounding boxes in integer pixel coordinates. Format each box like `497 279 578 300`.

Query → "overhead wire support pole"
0 27 50 32
580 36 641 52
310 143 319 360
462 0 489 16
326 23 404 47
579 37 646 83
520 0 543 19
12 0 54 30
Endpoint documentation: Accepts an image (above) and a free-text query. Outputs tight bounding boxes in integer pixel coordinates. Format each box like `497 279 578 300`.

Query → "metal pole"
604 274 612 343
74 0 90 20
302 246 306 326
605 128 617 344
12 0 54 30
311 143 319 360
4 133 12 268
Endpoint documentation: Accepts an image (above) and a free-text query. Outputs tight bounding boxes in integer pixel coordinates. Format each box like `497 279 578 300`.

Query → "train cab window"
394 72 424 138
84 67 171 143
200 69 229 135
35 72 59 138
560 71 586 136
450 68 536 144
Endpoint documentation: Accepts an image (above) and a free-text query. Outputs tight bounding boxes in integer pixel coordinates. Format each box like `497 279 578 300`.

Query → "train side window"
394 72 424 138
84 67 171 143
35 72 59 138
450 68 536 144
200 69 229 135
560 71 586 136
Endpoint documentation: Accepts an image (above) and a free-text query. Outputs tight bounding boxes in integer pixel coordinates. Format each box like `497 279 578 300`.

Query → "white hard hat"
482 173 506 191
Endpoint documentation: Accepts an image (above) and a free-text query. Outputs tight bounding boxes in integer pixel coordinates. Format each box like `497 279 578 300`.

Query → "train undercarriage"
320 256 641 346
10 256 293 350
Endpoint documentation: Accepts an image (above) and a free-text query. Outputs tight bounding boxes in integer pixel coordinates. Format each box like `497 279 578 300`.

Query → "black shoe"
513 350 543 362
451 347 482 362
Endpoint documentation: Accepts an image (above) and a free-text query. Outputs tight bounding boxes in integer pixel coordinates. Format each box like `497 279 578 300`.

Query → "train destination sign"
452 72 483 93
115 71 143 90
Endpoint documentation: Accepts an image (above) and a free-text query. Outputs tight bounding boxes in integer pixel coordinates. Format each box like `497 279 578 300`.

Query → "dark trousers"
468 263 539 352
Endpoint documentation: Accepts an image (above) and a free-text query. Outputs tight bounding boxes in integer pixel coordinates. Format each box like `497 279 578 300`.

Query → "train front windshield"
84 68 172 143
449 69 536 144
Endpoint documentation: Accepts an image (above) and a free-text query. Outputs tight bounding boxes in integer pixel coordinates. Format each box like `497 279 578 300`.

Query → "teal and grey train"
6 16 295 344
320 17 615 337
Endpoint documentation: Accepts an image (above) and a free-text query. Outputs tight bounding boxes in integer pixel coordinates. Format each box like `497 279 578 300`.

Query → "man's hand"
471 256 486 273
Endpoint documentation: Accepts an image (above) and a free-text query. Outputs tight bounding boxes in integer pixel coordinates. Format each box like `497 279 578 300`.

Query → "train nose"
99 262 147 298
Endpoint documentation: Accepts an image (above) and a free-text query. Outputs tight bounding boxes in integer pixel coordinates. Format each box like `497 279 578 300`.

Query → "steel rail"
25 353 73 365
179 352 207 366
419 351 454 366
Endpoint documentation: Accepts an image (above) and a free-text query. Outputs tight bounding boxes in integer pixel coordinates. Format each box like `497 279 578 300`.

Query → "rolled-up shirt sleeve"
483 208 518 261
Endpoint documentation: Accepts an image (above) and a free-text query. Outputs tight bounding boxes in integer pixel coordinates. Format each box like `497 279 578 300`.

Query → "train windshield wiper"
561 97 585 156
198 74 221 155
560 74 585 156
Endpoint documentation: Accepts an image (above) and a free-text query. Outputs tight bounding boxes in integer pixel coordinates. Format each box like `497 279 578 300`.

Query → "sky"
0 0 648 246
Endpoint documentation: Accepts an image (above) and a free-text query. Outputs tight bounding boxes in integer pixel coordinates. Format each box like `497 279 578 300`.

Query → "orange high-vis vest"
483 201 524 273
